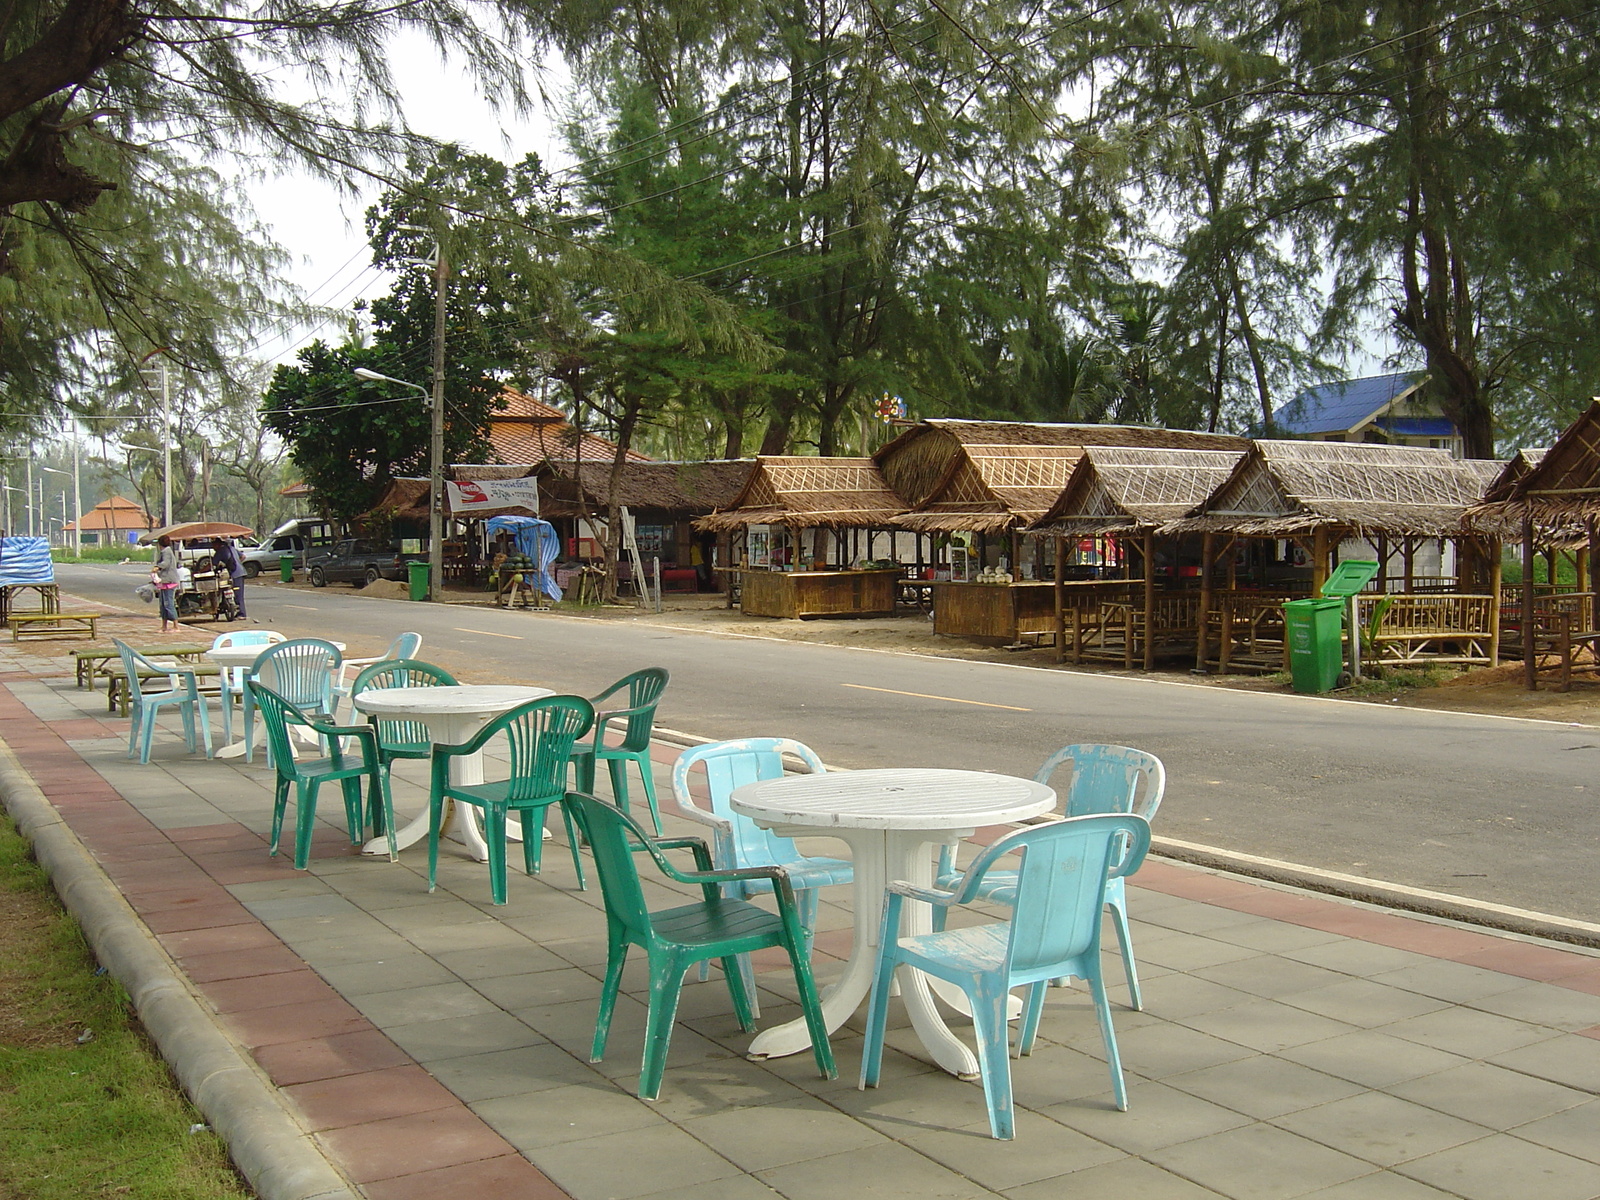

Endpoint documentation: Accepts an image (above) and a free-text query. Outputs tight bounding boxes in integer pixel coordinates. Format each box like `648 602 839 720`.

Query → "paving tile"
1388 1061 1590 1127
384 1010 546 1063
1393 1133 1600 1200
756 1139 1005 1200
1041 1077 1251 1153
1455 939 1600 983
607 1053 812 1119
1001 1155 1228 1199
1277 978 1449 1029
1180 998 1359 1054
472 1081 664 1151
634 1176 784 1200
1137 935 1264 973
221 996 371 1048
1191 956 1353 1001
1295 1175 1460 1199
253 1029 416 1087
1506 1099 1600 1164
1164 1054 1364 1120
427 1043 609 1101
158 921 285 958
1203 920 1345 955
533 1118 742 1200
474 966 610 1011
1369 959 1531 1005
201 968 344 1014
1272 1092 1492 1166
1002 1041 1135 1108
316 1105 514 1183
1146 1122 1375 1200
1110 1020 1259 1079
281 1063 459 1130
311 951 460 997
895 1109 1124 1191
1382 1005 1558 1058
361 1153 568 1200
353 980 504 1027
1276 1031 1469 1091
678 1098 889 1172
1135 973 1261 1021
1468 979 1600 1031
433 940 571 980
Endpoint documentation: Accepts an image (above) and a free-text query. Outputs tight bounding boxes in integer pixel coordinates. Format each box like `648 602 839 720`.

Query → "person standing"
152 535 182 632
212 537 247 619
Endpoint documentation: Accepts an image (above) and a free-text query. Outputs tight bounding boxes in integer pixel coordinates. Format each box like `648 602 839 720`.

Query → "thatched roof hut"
695 457 906 531
1163 440 1503 538
1470 402 1600 524
875 419 1247 511
1030 447 1249 537
535 460 752 519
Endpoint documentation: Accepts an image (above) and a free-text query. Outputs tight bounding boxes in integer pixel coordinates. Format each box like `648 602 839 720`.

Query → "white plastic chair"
210 630 285 745
331 632 422 719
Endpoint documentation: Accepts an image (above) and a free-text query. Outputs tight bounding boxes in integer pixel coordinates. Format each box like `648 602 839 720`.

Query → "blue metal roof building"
1271 372 1461 453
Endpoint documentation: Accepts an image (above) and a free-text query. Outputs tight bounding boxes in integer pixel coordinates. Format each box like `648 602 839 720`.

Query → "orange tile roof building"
64 496 155 545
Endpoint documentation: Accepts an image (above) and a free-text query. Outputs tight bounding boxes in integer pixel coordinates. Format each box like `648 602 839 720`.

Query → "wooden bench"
106 662 222 717
72 645 211 688
9 611 99 642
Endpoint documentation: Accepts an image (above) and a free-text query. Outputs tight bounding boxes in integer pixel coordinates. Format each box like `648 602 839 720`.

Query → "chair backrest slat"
567 793 660 942
255 638 342 714
246 681 312 771
1036 744 1165 820
673 738 824 867
351 658 457 746
595 667 669 750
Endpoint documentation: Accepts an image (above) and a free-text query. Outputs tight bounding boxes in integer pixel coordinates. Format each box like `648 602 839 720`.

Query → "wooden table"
351 684 554 860
731 767 1054 1078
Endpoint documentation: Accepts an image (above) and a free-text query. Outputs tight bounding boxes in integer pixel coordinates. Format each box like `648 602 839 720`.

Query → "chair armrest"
886 880 961 908
589 703 651 745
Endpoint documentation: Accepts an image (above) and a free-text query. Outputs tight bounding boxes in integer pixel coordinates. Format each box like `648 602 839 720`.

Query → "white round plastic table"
730 767 1053 1078
351 684 553 860
205 639 343 759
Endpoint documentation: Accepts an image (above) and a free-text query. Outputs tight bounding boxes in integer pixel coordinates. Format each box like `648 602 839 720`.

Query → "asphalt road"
62 562 1600 924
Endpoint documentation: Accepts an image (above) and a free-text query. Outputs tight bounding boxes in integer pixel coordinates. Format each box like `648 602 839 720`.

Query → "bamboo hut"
1165 440 1509 672
876 420 1247 644
1029 447 1247 669
694 457 909 618
1468 401 1600 689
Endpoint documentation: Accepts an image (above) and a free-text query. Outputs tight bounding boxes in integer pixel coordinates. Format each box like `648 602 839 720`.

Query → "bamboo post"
1195 532 1215 672
1054 536 1066 664
1523 516 1537 690
1312 528 1329 594
1488 539 1502 663
1376 533 1389 590
1143 531 1156 671
1403 538 1415 590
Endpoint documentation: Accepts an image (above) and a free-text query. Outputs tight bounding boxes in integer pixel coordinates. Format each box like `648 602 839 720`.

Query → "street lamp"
354 368 441 601
40 466 73 551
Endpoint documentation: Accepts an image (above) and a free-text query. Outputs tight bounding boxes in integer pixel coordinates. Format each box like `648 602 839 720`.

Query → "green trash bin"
1284 597 1345 693
407 559 431 602
279 555 294 583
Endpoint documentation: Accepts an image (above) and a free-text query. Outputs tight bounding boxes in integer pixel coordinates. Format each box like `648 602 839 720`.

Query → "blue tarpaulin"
484 516 563 602
0 537 54 587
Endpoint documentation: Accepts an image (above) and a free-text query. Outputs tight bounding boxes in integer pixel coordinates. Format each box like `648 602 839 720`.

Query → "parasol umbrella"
138 521 254 544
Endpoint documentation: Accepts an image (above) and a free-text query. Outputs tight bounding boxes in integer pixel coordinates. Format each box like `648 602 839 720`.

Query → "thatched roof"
695 457 906 531
1468 402 1600 532
1030 447 1248 537
875 418 1248 509
536 459 753 517
1162 440 1509 537
895 443 1083 534
362 477 430 522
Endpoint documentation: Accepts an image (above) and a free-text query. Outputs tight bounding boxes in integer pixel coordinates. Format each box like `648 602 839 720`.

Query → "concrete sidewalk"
3 628 1600 1200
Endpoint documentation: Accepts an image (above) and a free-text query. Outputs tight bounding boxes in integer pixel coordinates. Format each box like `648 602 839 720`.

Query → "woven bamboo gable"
875 418 1248 509
1470 403 1600 523
1031 447 1248 536
896 443 1083 533
695 457 907 531
1165 440 1499 537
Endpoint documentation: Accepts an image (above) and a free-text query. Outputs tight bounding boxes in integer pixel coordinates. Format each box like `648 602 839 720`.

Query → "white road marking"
842 682 1031 712
454 627 525 641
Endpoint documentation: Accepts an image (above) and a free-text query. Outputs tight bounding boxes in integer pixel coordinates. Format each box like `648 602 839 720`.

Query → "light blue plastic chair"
672 738 853 1011
934 744 1164 1008
245 638 343 764
113 639 213 764
210 629 284 745
333 632 423 719
861 813 1152 1139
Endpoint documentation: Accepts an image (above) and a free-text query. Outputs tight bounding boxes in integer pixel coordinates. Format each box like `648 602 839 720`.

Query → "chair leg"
970 984 1018 1140
783 935 837 1083
372 769 397 862
427 790 446 891
859 951 898 1089
126 703 140 759
639 951 687 1101
293 779 319 869
484 805 509 905
559 804 587 890
1106 893 1142 1011
221 687 235 744
605 756 632 821
632 751 663 834
1018 981 1047 1055
269 777 291 857
720 955 757 1031
520 808 546 877
1088 970 1129 1112
591 931 629 1064
338 775 363 845
137 704 158 764
194 693 212 759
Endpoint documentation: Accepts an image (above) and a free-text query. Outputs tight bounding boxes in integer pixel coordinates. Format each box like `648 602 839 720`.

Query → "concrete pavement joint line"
0 740 361 1200
841 682 1031 711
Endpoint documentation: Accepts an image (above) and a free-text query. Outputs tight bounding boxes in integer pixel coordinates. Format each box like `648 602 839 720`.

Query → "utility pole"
429 234 448 603
160 358 172 526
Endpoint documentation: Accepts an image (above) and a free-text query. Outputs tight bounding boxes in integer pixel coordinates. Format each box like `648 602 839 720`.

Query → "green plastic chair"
428 695 595 905
247 680 395 868
861 813 1152 1139
569 667 669 833
566 792 836 1102
351 658 459 768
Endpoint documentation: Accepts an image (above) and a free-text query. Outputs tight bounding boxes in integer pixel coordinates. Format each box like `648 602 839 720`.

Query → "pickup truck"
305 539 422 588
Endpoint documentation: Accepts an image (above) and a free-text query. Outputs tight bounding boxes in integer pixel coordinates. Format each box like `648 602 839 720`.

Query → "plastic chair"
210 629 285 744
567 791 836 1102
672 738 853 1011
350 658 459 768
245 638 343 765
861 813 1152 1139
569 667 669 833
428 695 595 905
333 632 423 718
113 639 213 764
247 681 394 867
934 744 1165 1009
